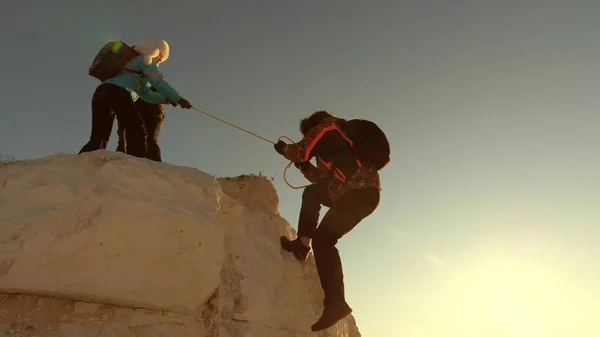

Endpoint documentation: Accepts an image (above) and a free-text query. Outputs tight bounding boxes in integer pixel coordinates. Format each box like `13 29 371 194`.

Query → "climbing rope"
277 135 312 190
191 107 311 190
191 107 275 145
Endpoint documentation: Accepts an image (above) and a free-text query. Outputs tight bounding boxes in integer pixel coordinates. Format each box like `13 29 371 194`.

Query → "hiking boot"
280 236 310 262
311 300 353 332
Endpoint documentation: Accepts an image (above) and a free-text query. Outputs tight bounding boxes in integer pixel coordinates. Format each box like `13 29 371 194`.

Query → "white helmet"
134 40 170 63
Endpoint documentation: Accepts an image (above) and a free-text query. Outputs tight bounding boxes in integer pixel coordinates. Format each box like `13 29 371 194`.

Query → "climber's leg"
136 99 165 162
79 84 116 154
116 123 126 153
280 180 331 261
310 186 380 332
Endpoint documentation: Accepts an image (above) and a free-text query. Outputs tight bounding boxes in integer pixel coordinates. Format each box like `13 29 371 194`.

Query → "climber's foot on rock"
280 236 310 262
311 300 353 332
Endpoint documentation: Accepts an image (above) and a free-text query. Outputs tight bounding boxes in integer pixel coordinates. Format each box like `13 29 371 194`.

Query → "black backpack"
88 40 142 81
343 119 390 170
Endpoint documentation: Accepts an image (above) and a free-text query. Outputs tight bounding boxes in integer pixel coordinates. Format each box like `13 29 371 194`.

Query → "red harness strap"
303 121 365 183
304 124 353 162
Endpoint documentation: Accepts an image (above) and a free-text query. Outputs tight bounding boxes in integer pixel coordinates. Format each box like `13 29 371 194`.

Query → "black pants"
78 83 148 158
117 99 165 162
298 180 380 304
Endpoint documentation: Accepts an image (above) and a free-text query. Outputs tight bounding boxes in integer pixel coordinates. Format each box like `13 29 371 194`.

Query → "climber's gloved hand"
178 98 193 109
274 140 286 155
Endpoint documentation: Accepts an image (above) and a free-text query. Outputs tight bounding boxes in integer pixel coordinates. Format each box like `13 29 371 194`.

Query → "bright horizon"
1 1 599 336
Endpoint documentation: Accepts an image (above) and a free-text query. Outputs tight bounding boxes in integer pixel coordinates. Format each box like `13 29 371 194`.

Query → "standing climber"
79 39 193 158
116 84 168 162
274 110 389 332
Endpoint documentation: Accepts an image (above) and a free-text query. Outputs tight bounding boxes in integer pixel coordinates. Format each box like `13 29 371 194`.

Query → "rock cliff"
0 151 361 337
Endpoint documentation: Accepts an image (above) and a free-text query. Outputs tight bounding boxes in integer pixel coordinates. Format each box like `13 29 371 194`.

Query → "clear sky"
1 1 599 336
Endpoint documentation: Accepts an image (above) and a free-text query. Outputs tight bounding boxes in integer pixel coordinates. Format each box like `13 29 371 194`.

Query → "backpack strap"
121 48 144 76
122 68 144 76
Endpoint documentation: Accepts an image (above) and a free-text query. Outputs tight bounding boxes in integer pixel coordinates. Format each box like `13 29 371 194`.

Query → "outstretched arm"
137 85 170 105
140 57 183 105
280 118 335 162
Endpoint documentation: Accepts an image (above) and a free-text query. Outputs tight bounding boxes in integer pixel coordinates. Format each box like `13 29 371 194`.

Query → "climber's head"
299 110 334 135
134 39 170 64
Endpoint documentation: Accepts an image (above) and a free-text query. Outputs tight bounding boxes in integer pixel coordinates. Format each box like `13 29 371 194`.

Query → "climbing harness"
191 107 311 189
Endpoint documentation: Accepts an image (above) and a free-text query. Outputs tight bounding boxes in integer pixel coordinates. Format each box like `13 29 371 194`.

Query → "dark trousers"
117 99 165 162
298 180 380 304
78 83 148 158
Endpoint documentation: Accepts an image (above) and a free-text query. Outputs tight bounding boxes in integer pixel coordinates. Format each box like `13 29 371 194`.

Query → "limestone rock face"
0 152 225 314
0 151 361 337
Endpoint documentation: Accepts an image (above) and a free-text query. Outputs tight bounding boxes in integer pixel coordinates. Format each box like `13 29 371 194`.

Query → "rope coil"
191 107 310 189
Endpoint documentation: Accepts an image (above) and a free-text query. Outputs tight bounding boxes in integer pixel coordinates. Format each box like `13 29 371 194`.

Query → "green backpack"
88 40 142 81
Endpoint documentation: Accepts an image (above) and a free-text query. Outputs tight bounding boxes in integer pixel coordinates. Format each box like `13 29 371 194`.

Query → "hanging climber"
79 39 193 158
116 84 168 162
274 110 390 332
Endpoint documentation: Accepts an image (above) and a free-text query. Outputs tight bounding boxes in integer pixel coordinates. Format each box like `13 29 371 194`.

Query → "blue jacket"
137 82 164 105
103 55 182 105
